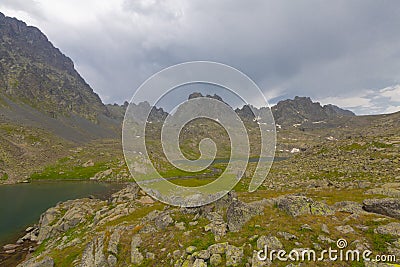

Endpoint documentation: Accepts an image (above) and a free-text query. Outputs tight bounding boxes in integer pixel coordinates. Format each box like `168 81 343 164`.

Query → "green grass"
371 141 393 148
366 228 395 252
30 162 109 180
189 232 216 249
341 143 367 151
0 172 8 180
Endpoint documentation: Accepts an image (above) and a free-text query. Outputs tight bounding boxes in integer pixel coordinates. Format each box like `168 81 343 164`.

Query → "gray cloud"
1 0 400 114
0 0 44 19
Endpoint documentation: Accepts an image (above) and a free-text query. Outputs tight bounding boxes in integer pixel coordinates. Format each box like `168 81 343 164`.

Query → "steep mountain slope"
0 12 119 139
0 13 120 182
0 12 108 121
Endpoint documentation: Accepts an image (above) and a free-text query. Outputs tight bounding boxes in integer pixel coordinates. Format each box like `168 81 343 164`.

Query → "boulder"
208 243 228 255
79 234 108 267
131 247 144 265
321 224 330 234
210 253 222 266
225 245 244 266
363 198 400 219
82 160 94 167
107 229 121 255
275 194 333 217
137 195 155 204
226 200 264 232
186 246 197 254
334 201 365 214
3 244 19 250
17 257 54 267
107 255 117 267
91 169 113 180
111 183 139 203
375 222 400 236
193 250 210 260
154 213 173 230
204 212 228 241
251 250 270 266
192 259 207 267
277 231 297 240
131 234 142 248
257 236 283 250
336 225 355 234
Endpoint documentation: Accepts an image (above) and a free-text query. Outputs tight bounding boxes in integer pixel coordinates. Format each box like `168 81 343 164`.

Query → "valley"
0 10 400 267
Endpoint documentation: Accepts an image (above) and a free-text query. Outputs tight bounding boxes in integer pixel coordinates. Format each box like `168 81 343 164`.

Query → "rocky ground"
1 111 399 267
2 178 400 266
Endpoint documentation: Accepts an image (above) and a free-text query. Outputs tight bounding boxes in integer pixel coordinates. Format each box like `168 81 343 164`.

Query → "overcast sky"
1 0 400 114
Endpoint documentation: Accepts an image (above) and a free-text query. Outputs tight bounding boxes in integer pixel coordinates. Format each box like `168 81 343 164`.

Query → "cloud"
318 85 400 115
1 0 400 114
0 0 43 18
380 85 400 102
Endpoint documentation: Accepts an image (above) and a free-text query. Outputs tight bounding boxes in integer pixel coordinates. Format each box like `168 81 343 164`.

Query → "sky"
1 0 400 115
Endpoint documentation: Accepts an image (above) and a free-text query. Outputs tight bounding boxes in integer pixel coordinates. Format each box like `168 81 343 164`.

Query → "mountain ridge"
0 12 109 120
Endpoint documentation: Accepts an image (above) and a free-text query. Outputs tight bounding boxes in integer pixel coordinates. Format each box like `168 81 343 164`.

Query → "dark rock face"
271 96 355 126
235 105 256 121
363 198 400 219
0 12 108 121
188 92 204 99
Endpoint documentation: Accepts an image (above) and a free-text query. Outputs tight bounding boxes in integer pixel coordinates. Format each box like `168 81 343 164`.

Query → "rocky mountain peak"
271 96 355 126
0 12 108 121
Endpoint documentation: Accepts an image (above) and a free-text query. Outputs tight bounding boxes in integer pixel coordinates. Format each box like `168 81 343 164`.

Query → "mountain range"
0 12 399 183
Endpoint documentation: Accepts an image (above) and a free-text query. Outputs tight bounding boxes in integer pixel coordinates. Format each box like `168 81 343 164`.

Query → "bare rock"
226 200 263 232
17 257 54 267
154 213 173 230
257 236 283 250
79 234 108 267
336 225 355 234
275 194 333 217
375 222 400 236
210 253 223 266
225 244 244 266
363 198 400 219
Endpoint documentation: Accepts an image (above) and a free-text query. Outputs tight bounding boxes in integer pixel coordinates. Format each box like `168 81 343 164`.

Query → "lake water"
0 181 124 245
174 156 287 165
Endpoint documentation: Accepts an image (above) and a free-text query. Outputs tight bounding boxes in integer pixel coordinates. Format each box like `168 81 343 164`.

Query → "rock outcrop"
363 198 400 219
274 194 334 217
226 199 264 232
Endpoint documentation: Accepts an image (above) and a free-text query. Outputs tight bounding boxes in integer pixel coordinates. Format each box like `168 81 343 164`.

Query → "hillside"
0 13 120 182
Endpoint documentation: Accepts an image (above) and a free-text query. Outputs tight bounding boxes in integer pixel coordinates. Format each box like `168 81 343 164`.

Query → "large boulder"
334 201 366 214
17 257 54 267
107 229 121 255
365 183 400 198
375 222 400 236
275 195 333 217
79 234 108 267
154 212 173 230
257 235 283 250
225 245 244 266
111 183 139 203
204 212 228 241
363 198 400 219
37 199 102 242
226 200 264 232
131 234 144 265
